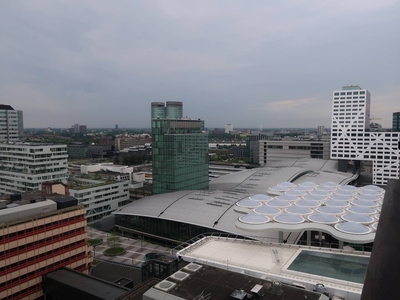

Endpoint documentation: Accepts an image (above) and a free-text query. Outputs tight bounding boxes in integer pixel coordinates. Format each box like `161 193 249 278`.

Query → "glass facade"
287 250 369 284
393 112 400 132
165 101 183 119
152 118 209 194
115 214 221 242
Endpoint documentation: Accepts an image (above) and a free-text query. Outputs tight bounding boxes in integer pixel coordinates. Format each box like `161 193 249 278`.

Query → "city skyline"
1 1 399 128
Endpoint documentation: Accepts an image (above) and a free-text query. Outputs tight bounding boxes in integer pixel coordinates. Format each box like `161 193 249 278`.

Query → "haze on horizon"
1 1 399 129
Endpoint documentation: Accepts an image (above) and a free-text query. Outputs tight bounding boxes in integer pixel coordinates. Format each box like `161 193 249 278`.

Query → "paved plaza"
87 227 172 267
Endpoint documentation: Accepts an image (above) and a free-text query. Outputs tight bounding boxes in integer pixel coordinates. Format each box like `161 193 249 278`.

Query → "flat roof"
177 236 369 295
144 263 326 300
44 268 129 300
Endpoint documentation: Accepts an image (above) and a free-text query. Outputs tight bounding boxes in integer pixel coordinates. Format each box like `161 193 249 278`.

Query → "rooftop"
176 236 369 297
144 262 327 300
44 268 129 300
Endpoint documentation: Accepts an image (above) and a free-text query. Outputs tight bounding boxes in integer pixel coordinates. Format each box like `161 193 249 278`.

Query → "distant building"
114 135 151 151
0 104 24 143
79 125 87 134
67 145 88 159
393 112 400 132
317 125 325 136
0 192 92 299
225 124 233 134
151 102 208 194
259 139 330 165
87 145 114 158
233 133 268 163
0 143 68 194
330 85 399 185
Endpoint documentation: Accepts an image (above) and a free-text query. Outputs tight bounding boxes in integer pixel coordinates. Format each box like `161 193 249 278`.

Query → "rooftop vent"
183 263 202 273
169 271 190 282
154 280 176 292
271 281 283 295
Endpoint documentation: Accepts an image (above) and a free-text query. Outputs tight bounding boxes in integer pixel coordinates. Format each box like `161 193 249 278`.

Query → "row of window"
3 282 42 300
0 227 85 258
0 239 86 275
0 214 84 242
334 91 366 96
0 250 87 290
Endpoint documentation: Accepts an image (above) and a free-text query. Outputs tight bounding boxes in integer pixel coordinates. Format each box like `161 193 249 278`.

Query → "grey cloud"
0 0 399 128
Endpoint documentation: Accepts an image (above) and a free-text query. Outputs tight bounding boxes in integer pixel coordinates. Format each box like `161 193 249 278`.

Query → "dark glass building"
393 112 400 132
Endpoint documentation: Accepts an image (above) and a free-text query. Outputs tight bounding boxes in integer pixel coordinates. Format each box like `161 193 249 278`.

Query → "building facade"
114 136 151 151
67 145 88 159
259 139 331 165
330 85 400 185
0 195 92 300
393 112 400 132
0 105 24 143
152 118 209 194
69 178 130 223
0 143 68 195
225 124 233 134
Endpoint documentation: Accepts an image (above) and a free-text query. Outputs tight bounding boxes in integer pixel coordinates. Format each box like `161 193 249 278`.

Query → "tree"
107 231 121 249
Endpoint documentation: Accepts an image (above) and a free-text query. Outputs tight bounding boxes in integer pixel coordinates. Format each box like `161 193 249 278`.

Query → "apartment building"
0 192 92 299
69 177 130 223
0 143 68 195
0 104 24 143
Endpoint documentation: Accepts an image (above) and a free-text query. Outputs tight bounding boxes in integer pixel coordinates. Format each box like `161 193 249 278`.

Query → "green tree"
107 231 121 249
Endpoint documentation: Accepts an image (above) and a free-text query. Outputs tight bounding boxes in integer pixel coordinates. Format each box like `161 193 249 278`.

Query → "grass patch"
104 247 126 256
88 239 103 246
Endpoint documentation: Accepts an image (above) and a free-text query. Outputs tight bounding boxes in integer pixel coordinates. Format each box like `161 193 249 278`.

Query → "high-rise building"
330 85 400 185
0 104 24 143
317 125 325 136
151 103 208 194
0 192 92 299
393 112 400 132
79 125 87 134
225 124 233 134
0 143 68 194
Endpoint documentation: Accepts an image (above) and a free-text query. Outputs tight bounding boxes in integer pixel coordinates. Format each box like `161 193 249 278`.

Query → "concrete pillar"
278 231 283 243
361 180 400 300
338 240 343 249
307 231 311 246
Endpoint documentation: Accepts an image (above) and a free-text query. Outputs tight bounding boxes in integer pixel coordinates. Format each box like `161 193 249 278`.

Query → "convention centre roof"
114 159 381 244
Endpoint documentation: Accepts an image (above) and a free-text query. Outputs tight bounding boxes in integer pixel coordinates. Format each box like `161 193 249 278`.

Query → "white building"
0 104 24 142
225 123 233 134
69 177 130 223
258 140 330 165
317 125 325 136
330 85 400 185
0 143 68 194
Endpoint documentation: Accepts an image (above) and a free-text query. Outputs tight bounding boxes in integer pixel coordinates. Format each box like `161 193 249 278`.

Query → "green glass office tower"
152 118 209 194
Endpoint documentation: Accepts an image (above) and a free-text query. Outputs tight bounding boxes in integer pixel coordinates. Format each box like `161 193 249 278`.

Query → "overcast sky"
1 1 399 129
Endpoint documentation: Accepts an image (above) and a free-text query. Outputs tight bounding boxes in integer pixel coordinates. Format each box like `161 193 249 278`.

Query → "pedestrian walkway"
87 227 172 267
